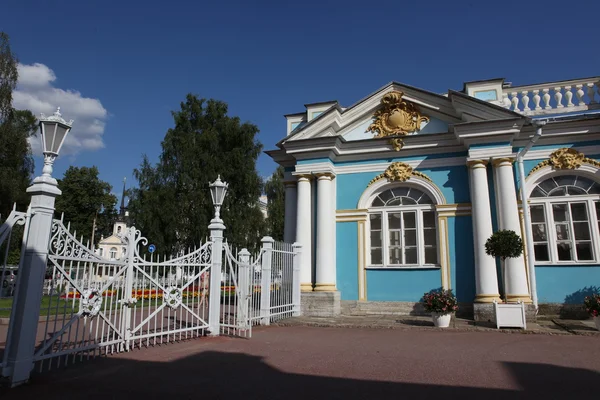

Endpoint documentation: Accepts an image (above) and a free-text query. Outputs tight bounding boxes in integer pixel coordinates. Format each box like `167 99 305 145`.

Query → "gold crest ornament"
528 148 600 176
367 91 430 151
368 162 432 186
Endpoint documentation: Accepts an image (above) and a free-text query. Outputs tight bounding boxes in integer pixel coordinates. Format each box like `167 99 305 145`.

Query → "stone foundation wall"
301 292 341 317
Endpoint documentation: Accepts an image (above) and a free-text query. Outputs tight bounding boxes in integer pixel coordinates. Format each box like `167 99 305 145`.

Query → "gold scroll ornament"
368 162 432 187
366 91 429 151
528 148 600 176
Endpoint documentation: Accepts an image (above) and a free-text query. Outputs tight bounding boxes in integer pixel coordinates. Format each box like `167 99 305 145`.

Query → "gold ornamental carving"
366 91 430 151
527 148 600 176
368 162 432 186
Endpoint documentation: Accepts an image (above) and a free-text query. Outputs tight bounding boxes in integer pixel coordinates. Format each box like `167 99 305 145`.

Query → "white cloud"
12 63 108 156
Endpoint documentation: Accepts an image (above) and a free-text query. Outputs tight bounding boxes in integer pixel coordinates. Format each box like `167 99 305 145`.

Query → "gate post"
260 237 274 325
3 178 61 386
208 219 225 336
237 249 250 329
292 243 302 317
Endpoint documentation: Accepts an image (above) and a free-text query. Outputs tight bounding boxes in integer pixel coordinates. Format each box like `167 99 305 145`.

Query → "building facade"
96 179 128 272
267 77 600 319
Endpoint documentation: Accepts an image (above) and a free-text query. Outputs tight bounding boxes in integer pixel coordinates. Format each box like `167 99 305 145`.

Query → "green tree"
54 166 118 245
0 32 36 217
128 94 266 254
264 166 285 240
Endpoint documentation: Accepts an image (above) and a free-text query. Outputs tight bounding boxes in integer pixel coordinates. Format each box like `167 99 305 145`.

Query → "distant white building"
258 195 268 218
96 179 128 265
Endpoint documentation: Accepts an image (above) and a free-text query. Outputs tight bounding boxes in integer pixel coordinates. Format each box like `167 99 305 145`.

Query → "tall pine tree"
128 94 266 254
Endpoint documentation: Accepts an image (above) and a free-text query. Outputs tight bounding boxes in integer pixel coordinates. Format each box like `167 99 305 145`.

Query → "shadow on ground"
1 350 597 399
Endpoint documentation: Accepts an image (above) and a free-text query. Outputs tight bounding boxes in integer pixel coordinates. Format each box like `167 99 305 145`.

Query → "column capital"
466 159 489 169
315 172 334 180
294 174 313 181
492 157 515 167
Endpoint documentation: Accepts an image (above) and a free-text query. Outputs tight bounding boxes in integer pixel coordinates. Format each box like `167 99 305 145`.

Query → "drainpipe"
516 120 546 312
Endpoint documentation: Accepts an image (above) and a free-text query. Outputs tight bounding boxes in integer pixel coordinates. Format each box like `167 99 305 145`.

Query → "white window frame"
367 201 439 269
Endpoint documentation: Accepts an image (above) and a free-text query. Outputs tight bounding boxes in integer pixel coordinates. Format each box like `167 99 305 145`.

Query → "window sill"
366 265 441 270
535 261 600 266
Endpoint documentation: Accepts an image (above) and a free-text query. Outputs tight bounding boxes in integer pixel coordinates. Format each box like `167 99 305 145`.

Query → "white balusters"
510 91 519 111
532 90 541 110
502 92 511 108
554 87 564 108
576 84 586 106
542 88 551 109
564 86 574 107
521 90 531 111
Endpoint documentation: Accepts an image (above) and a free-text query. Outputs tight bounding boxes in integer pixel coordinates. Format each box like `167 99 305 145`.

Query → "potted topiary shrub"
422 289 458 328
485 230 527 329
583 294 600 331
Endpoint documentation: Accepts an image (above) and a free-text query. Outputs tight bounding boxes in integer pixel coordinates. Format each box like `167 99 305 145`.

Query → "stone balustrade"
501 78 600 116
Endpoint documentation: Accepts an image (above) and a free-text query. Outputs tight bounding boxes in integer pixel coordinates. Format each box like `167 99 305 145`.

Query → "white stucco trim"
525 163 600 197
357 176 447 209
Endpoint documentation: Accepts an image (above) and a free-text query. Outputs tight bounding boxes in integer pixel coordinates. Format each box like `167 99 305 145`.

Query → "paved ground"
275 314 600 336
1 325 598 399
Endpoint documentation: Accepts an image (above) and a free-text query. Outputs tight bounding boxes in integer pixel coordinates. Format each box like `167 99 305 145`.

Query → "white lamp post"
37 107 74 181
207 174 228 336
208 175 229 225
4 107 73 386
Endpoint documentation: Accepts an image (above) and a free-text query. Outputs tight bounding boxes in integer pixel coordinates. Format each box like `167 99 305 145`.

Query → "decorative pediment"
528 148 600 176
368 162 432 186
366 91 430 151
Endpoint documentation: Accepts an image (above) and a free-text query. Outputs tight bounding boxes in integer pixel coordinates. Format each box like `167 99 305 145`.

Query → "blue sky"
1 0 599 201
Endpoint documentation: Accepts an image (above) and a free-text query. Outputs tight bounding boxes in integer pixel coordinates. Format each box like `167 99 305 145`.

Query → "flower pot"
593 316 600 331
431 313 452 328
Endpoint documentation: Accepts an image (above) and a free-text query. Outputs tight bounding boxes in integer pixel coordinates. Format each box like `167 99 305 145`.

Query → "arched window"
529 175 600 263
117 226 122 234
109 247 117 260
368 186 437 267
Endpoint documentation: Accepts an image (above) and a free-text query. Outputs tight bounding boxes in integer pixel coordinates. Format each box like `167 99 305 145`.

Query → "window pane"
530 205 545 223
556 176 576 187
531 188 545 198
552 204 568 222
555 224 570 240
570 203 588 221
389 230 401 246
371 248 382 265
372 197 384 207
549 187 566 196
557 243 572 261
388 213 401 229
404 230 417 246
378 189 394 203
407 188 424 201
532 224 547 241
576 242 593 261
389 248 402 264
539 178 558 193
596 202 600 230
418 195 433 204
588 183 600 194
423 211 436 227
392 187 409 197
423 228 436 246
402 198 417 205
403 212 416 229
575 177 594 191
370 214 382 230
425 247 437 264
405 248 418 264
567 187 586 195
387 198 402 206
573 222 591 240
533 244 549 261
370 230 381 247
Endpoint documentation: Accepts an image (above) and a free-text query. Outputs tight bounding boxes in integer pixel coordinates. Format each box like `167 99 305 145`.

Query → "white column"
493 158 531 302
283 181 297 243
295 175 313 291
314 173 336 291
468 160 500 303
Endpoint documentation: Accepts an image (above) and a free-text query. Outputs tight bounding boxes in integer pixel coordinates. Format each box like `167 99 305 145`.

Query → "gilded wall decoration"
366 91 430 151
368 162 432 186
527 148 600 176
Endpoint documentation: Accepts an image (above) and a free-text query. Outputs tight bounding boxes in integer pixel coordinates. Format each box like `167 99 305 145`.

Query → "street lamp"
209 175 229 223
38 107 73 179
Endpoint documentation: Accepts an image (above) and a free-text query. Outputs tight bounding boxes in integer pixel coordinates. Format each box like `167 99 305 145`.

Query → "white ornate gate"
32 219 213 371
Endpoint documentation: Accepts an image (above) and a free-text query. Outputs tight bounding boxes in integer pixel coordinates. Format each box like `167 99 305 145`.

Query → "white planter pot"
431 313 452 328
593 316 600 331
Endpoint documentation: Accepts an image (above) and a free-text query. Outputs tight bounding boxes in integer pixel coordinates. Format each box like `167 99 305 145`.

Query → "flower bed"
60 290 117 299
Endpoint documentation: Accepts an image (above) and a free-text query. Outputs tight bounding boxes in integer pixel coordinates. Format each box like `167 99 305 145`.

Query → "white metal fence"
0 201 300 387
